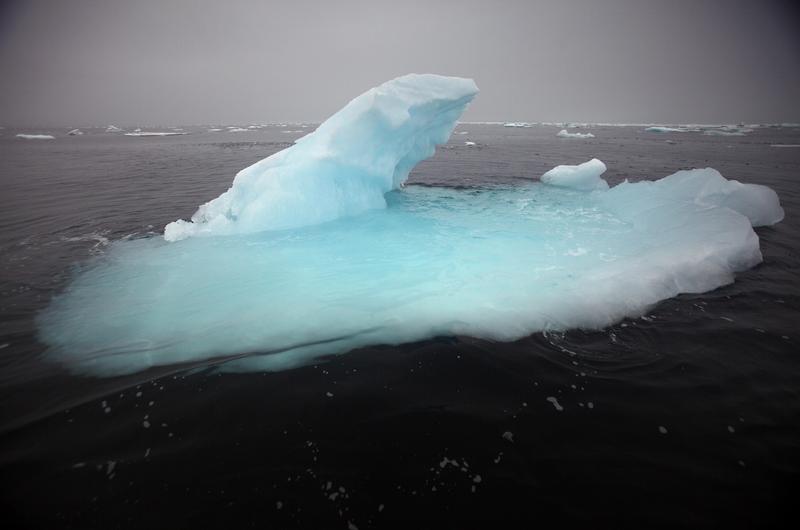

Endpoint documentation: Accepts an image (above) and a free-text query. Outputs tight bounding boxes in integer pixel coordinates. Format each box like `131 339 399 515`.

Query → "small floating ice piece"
16 134 54 140
546 396 563 411
124 131 187 137
540 158 608 191
557 129 594 139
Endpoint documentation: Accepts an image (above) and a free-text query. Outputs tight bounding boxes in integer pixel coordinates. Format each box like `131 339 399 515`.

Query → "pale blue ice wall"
164 74 479 241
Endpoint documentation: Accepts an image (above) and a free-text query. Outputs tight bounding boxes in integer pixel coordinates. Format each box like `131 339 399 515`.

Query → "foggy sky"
1 0 798 126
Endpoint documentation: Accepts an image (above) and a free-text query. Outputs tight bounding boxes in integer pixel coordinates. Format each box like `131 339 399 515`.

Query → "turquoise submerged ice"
39 75 784 376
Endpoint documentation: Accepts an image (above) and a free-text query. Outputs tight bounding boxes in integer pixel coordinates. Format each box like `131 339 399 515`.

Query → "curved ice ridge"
164 74 479 241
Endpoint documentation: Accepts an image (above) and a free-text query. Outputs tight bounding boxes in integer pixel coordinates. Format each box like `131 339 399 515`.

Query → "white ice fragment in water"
658 426 668 434
326 391 334 398
142 420 150 428
546 396 563 411
540 158 608 191
464 141 476 146
124 131 186 137
645 126 688 133
502 431 514 443
557 129 594 139
16 134 54 140
67 129 84 136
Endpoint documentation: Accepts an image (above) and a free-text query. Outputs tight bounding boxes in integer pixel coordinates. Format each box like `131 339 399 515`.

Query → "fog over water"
0 0 798 126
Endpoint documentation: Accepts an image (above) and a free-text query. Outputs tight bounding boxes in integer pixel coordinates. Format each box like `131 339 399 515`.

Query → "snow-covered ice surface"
38 75 784 376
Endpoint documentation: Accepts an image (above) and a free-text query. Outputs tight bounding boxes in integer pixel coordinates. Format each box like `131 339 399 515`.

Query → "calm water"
1 124 799 528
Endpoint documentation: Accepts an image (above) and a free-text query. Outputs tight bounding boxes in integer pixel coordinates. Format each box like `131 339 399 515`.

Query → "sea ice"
164 74 479 241
540 158 609 191
645 126 688 133
124 131 187 137
38 75 785 377
557 129 595 139
67 129 84 136
16 134 54 140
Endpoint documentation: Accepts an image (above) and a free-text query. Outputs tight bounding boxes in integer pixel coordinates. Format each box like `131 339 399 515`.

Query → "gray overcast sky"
1 0 798 126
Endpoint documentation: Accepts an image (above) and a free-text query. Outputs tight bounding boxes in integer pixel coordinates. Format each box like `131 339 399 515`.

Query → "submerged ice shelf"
38 75 785 376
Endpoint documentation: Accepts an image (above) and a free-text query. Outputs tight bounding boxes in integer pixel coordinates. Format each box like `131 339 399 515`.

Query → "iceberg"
38 75 784 377
16 134 54 140
164 74 479 242
557 129 595 139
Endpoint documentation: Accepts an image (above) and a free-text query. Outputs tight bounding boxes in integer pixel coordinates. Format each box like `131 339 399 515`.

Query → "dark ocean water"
1 124 799 529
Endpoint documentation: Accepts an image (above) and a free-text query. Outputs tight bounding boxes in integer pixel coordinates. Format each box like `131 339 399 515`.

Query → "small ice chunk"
658 426 668 434
464 141 476 146
645 126 687 133
502 431 514 442
546 396 563 411
16 134 54 140
557 129 594 139
540 158 609 191
67 129 84 136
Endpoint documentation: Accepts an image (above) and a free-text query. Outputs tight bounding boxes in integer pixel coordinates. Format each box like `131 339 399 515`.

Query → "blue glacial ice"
39 75 784 376
164 74 479 241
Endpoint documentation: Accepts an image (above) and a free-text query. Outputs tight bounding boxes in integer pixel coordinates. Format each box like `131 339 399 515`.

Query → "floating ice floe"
702 128 750 136
540 158 608 191
226 127 250 133
105 125 122 133
464 141 477 146
16 134 54 140
557 129 595 139
124 131 187 137
644 126 690 133
503 122 532 128
39 74 784 376
67 129 84 136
